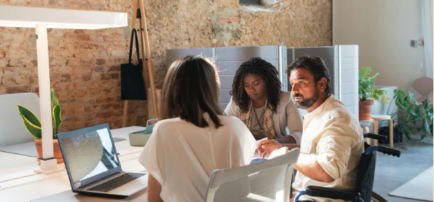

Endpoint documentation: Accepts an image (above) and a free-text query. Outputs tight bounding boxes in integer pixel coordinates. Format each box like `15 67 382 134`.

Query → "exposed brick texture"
0 0 332 132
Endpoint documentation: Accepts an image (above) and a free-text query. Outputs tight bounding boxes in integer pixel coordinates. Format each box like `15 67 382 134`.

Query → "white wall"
333 0 426 92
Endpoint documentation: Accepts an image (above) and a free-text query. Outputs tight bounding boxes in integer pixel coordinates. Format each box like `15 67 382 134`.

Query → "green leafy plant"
17 89 62 139
389 89 433 140
359 66 389 103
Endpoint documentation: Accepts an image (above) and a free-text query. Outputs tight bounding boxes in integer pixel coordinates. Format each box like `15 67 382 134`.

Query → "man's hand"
257 139 283 159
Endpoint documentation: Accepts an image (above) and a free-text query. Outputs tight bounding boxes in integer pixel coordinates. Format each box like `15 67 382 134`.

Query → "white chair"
0 93 40 146
204 148 300 202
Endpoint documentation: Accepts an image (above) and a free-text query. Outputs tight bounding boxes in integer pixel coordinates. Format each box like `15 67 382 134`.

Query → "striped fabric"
239 100 277 139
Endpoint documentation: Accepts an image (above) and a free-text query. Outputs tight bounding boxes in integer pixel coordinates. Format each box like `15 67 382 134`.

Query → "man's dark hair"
286 55 331 95
230 57 281 113
160 55 223 128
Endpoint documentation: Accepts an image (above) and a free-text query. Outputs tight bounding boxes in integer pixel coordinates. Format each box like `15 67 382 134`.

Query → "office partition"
166 45 359 117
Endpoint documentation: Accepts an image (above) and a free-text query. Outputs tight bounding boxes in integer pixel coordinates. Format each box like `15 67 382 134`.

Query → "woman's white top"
138 113 256 202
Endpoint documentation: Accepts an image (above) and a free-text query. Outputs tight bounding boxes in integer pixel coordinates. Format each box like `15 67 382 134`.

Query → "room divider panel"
166 46 287 109
166 45 359 118
288 45 359 118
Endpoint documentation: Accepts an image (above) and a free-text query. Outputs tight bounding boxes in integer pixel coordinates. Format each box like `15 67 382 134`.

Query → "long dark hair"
230 57 281 113
286 55 331 96
160 55 223 128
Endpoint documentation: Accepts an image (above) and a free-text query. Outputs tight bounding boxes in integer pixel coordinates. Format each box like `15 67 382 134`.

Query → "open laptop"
58 123 147 198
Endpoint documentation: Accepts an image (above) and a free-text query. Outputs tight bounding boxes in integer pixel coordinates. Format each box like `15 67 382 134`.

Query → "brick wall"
0 0 332 132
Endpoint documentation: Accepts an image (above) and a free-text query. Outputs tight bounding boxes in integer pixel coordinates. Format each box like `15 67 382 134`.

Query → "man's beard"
293 89 320 109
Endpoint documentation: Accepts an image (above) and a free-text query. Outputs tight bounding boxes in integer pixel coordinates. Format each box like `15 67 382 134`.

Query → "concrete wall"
333 0 426 92
0 0 332 131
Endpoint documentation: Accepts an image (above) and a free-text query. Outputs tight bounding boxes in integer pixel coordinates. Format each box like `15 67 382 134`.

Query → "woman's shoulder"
277 91 294 108
218 115 248 130
224 98 241 116
279 91 292 102
275 91 297 115
218 115 243 125
217 115 250 136
155 117 181 124
227 97 241 109
153 118 183 130
155 116 245 129
152 118 200 138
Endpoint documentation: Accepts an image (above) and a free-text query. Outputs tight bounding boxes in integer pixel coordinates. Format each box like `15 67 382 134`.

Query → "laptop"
58 123 148 198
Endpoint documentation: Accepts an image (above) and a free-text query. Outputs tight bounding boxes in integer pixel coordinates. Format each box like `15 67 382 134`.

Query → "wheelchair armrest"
305 186 360 201
364 133 387 141
378 146 401 157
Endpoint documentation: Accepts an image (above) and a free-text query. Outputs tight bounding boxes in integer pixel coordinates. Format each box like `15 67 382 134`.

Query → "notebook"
57 123 147 198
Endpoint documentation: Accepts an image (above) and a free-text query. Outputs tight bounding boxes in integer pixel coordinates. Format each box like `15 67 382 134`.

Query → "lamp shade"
0 5 127 29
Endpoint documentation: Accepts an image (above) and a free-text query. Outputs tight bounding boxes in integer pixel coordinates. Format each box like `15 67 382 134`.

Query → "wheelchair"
294 133 401 202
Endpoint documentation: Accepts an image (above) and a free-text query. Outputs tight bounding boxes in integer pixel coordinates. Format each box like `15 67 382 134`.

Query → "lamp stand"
33 24 61 173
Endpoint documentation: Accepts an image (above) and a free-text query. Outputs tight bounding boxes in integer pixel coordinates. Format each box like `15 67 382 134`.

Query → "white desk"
32 189 148 202
0 152 40 182
0 126 147 202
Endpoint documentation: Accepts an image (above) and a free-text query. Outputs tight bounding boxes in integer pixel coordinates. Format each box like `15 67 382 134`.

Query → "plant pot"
359 100 374 120
35 139 64 164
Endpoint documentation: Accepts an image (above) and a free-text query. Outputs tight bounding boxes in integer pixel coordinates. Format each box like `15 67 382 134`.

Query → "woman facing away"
138 55 256 202
225 57 303 150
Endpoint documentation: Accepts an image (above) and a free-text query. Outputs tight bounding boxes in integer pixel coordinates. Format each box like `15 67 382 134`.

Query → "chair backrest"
0 93 40 146
204 149 300 202
354 143 378 202
412 77 433 101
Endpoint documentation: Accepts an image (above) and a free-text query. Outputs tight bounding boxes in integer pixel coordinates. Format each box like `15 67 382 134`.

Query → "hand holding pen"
255 139 274 150
256 139 283 159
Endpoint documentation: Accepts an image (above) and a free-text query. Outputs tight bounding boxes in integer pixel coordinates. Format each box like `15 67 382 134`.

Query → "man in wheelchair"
257 56 364 202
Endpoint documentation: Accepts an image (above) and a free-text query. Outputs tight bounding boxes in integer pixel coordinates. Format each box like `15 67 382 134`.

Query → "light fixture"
0 5 128 173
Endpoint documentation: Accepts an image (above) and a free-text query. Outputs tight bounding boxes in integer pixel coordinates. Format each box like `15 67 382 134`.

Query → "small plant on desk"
17 89 63 164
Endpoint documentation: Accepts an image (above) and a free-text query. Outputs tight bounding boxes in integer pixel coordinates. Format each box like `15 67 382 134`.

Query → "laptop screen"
58 123 122 190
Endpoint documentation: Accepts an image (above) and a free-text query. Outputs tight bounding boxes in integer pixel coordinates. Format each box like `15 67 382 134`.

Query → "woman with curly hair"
225 57 303 150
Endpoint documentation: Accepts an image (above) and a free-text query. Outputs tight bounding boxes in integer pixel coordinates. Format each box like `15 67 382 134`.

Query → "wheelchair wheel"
371 191 387 202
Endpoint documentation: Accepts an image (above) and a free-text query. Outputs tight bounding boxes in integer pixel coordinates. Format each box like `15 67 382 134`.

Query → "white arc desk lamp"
0 5 128 173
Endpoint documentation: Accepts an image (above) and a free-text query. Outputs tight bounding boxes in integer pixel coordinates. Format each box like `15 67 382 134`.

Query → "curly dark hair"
286 55 331 96
230 57 281 113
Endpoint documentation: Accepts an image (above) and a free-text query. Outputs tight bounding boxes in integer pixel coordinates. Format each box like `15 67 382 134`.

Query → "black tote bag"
121 29 147 100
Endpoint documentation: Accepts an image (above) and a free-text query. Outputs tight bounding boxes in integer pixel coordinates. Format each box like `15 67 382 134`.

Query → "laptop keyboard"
87 172 146 192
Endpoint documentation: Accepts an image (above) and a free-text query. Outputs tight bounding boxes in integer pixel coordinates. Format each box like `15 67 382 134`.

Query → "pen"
255 139 275 150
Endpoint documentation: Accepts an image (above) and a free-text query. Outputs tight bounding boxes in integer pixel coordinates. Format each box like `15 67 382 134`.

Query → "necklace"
252 106 264 131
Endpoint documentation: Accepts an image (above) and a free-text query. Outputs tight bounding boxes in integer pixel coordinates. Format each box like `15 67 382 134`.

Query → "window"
239 0 282 12
240 0 261 5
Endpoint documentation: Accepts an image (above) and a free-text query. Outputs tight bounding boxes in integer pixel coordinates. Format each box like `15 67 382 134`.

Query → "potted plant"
389 89 433 141
17 89 63 164
358 66 389 120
